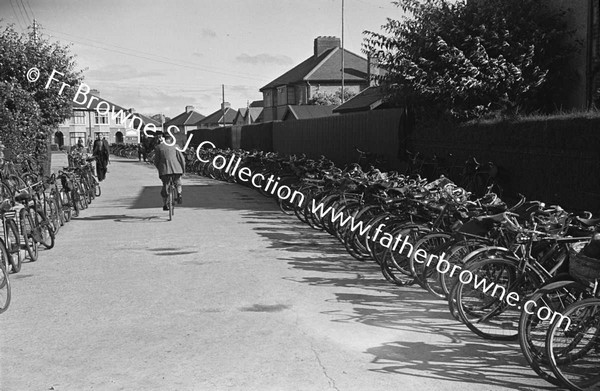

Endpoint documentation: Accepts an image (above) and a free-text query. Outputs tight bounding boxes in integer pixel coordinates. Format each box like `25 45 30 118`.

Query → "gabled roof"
249 100 263 107
195 106 237 126
164 109 205 127
254 109 264 123
332 86 386 114
260 47 368 91
283 105 336 121
232 108 247 124
247 107 263 122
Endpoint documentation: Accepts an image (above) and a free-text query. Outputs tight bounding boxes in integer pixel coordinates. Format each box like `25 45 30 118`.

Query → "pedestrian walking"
138 143 147 162
92 134 109 181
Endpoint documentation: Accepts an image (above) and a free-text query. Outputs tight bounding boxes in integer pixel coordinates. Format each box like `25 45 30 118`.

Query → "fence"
185 109 600 212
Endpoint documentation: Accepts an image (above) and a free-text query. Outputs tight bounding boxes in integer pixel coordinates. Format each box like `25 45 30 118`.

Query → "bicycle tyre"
0 260 11 314
518 279 590 387
19 208 38 262
4 219 21 273
547 298 600 391
35 210 55 249
455 257 543 341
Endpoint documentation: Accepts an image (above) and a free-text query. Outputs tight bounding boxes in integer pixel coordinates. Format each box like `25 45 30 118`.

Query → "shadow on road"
74 214 162 223
366 340 553 391
128 185 279 211
236 206 547 390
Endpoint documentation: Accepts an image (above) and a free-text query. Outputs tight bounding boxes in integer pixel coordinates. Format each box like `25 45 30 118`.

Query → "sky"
1 0 403 119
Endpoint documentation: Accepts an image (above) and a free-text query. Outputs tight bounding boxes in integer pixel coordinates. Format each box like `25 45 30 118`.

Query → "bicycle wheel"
0 260 11 314
77 181 89 209
47 197 61 233
410 232 452 288
35 210 55 249
455 257 543 341
19 208 38 262
4 219 22 273
547 298 600 391
519 279 590 387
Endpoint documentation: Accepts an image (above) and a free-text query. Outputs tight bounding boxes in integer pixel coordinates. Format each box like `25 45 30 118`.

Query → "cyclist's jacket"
154 142 186 177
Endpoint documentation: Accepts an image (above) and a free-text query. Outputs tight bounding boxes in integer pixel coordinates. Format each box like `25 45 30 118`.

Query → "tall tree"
0 22 84 164
363 0 577 121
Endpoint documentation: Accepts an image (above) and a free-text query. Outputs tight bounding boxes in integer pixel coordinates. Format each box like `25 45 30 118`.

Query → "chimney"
90 89 100 96
185 105 194 113
129 108 136 114
314 36 340 57
221 102 231 110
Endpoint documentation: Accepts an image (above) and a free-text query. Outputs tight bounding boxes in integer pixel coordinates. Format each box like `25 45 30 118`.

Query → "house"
232 108 247 125
332 85 389 114
232 101 264 125
282 105 336 121
55 89 138 147
195 102 237 128
163 105 205 146
259 36 370 122
164 105 205 134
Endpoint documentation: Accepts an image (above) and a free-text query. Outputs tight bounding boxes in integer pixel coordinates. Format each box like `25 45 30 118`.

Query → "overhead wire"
9 0 25 30
25 0 35 20
43 26 272 83
14 0 29 26
18 0 32 24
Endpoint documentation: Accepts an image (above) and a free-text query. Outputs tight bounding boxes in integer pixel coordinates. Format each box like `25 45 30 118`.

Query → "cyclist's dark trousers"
160 174 182 203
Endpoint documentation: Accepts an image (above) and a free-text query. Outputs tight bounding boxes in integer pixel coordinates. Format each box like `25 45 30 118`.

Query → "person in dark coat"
92 134 109 181
153 131 185 210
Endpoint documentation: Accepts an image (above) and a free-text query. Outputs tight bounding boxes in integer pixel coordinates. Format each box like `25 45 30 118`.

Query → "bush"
363 0 577 121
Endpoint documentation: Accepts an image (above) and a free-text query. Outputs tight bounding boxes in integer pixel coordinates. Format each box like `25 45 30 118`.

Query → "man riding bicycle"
153 131 185 211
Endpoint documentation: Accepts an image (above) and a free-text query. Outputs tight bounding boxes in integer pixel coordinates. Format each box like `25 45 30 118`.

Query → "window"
264 90 273 107
287 86 296 105
115 115 122 125
277 86 286 106
72 110 85 124
69 132 86 147
95 111 108 125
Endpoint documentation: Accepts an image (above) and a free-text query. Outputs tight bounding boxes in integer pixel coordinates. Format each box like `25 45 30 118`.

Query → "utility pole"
221 84 225 127
32 18 38 43
341 0 345 104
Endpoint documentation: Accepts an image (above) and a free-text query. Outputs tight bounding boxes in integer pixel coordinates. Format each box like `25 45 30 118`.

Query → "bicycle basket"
569 241 600 282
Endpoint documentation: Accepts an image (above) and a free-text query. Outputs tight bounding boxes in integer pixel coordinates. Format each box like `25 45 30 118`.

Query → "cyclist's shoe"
163 204 169 211
177 193 182 204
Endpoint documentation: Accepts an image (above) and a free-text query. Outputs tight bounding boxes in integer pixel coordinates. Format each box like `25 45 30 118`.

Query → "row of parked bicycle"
0 150 101 314
113 145 600 390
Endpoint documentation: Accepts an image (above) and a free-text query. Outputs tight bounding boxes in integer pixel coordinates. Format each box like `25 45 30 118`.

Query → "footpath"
0 154 551 391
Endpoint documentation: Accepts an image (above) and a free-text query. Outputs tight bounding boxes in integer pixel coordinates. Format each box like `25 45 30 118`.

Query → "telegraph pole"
221 84 225 127
341 0 345 103
32 18 38 43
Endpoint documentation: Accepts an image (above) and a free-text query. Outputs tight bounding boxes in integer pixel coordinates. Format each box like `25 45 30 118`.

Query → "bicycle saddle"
576 217 600 227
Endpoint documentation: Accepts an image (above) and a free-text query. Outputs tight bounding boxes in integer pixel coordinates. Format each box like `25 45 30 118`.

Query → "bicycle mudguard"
461 246 512 265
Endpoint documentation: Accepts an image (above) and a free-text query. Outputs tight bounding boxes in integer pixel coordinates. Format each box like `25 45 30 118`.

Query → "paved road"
0 154 551 391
